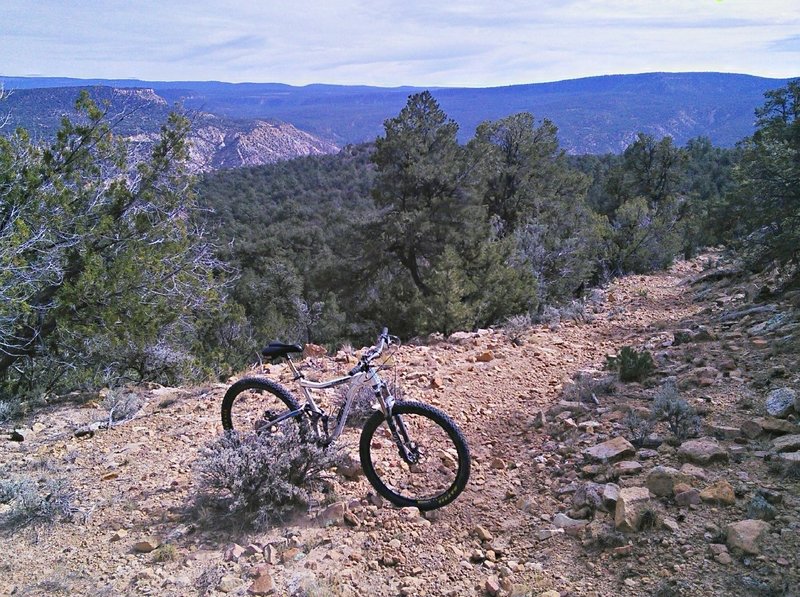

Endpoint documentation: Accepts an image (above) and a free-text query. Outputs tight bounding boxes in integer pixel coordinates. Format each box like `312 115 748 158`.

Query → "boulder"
675 488 701 506
614 486 652 533
765 388 796 418
772 434 800 453
646 466 690 497
677 437 728 465
726 519 770 555
699 480 736 505
583 436 636 462
757 417 799 435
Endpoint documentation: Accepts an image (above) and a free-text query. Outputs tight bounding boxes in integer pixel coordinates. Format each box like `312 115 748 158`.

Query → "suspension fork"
385 413 419 465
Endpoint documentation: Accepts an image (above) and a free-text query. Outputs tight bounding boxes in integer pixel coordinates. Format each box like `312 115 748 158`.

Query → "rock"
740 419 763 439
602 483 620 510
675 488 701 507
218 575 242 593
765 388 796 418
699 480 736 505
726 519 770 555
133 537 160 553
778 451 800 463
756 417 798 435
224 543 247 562
316 502 347 527
485 575 501 596
110 529 128 541
677 437 728 465
772 434 800 453
645 466 690 497
474 525 494 542
537 528 565 541
303 343 327 358
614 486 652 533
553 513 589 532
583 436 636 462
248 571 275 595
613 461 643 476
476 351 494 363
337 453 363 479
747 495 777 521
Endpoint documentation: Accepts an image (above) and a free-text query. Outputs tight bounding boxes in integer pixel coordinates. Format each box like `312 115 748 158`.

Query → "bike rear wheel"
221 377 301 434
359 401 470 510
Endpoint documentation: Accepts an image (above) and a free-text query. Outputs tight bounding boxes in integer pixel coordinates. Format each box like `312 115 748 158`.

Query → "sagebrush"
651 380 700 441
194 424 344 530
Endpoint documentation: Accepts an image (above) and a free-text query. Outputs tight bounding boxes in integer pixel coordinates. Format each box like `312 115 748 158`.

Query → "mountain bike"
221 328 470 510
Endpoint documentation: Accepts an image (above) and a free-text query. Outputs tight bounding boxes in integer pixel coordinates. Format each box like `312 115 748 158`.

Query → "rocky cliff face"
190 119 338 172
2 85 339 170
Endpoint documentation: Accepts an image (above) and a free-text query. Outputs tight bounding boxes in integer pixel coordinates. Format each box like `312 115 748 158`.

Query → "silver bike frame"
284 357 396 444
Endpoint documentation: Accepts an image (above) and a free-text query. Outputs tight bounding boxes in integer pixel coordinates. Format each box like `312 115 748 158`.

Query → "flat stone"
218 575 242 593
765 388 796 418
679 463 709 481
756 417 799 435
248 571 275 595
646 466 690 497
699 480 736 505
778 451 800 463
537 528 565 541
675 488 701 506
726 519 770 555
613 461 643 476
474 525 493 542
476 351 494 363
772 434 800 453
707 424 740 439
552 513 589 531
677 437 728 465
316 501 347 527
583 436 635 462
614 486 652 533
740 419 763 439
133 537 160 553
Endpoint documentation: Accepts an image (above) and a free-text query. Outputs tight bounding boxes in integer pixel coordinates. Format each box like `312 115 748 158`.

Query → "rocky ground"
1 253 799 597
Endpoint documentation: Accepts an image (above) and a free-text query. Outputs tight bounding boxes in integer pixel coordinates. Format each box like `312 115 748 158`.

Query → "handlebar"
347 327 400 375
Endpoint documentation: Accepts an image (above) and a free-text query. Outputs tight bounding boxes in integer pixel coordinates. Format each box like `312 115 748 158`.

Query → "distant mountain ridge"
2 72 795 157
0 85 338 172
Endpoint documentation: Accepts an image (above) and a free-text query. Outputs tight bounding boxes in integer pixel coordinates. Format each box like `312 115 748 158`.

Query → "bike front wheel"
221 377 301 434
359 401 470 511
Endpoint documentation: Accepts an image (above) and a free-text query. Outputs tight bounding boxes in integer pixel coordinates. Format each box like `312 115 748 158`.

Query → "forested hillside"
1 79 798 405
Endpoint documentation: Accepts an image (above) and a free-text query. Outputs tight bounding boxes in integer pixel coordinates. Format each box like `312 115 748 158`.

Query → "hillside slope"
1 86 338 171
1 255 798 596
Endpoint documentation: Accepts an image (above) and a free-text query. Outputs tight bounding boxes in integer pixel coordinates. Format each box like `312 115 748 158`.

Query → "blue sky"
3 0 799 86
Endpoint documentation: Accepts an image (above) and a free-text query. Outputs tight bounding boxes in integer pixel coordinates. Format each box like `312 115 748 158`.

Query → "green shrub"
606 346 655 382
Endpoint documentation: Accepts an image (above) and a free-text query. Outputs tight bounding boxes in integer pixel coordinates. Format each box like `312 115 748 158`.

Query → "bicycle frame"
283 355 396 444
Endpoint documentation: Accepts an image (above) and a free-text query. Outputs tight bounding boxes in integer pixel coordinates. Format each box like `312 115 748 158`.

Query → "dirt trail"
1 255 798 597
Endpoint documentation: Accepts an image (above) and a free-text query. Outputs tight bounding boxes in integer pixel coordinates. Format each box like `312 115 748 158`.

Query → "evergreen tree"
724 80 800 276
0 92 222 395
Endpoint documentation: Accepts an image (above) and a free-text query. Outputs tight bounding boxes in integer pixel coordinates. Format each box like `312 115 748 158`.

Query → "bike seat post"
286 355 304 381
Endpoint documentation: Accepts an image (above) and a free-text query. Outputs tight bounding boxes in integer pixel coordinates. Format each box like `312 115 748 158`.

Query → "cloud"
1 0 798 86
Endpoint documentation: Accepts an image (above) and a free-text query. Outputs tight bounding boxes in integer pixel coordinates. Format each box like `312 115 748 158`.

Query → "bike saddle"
262 342 303 360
